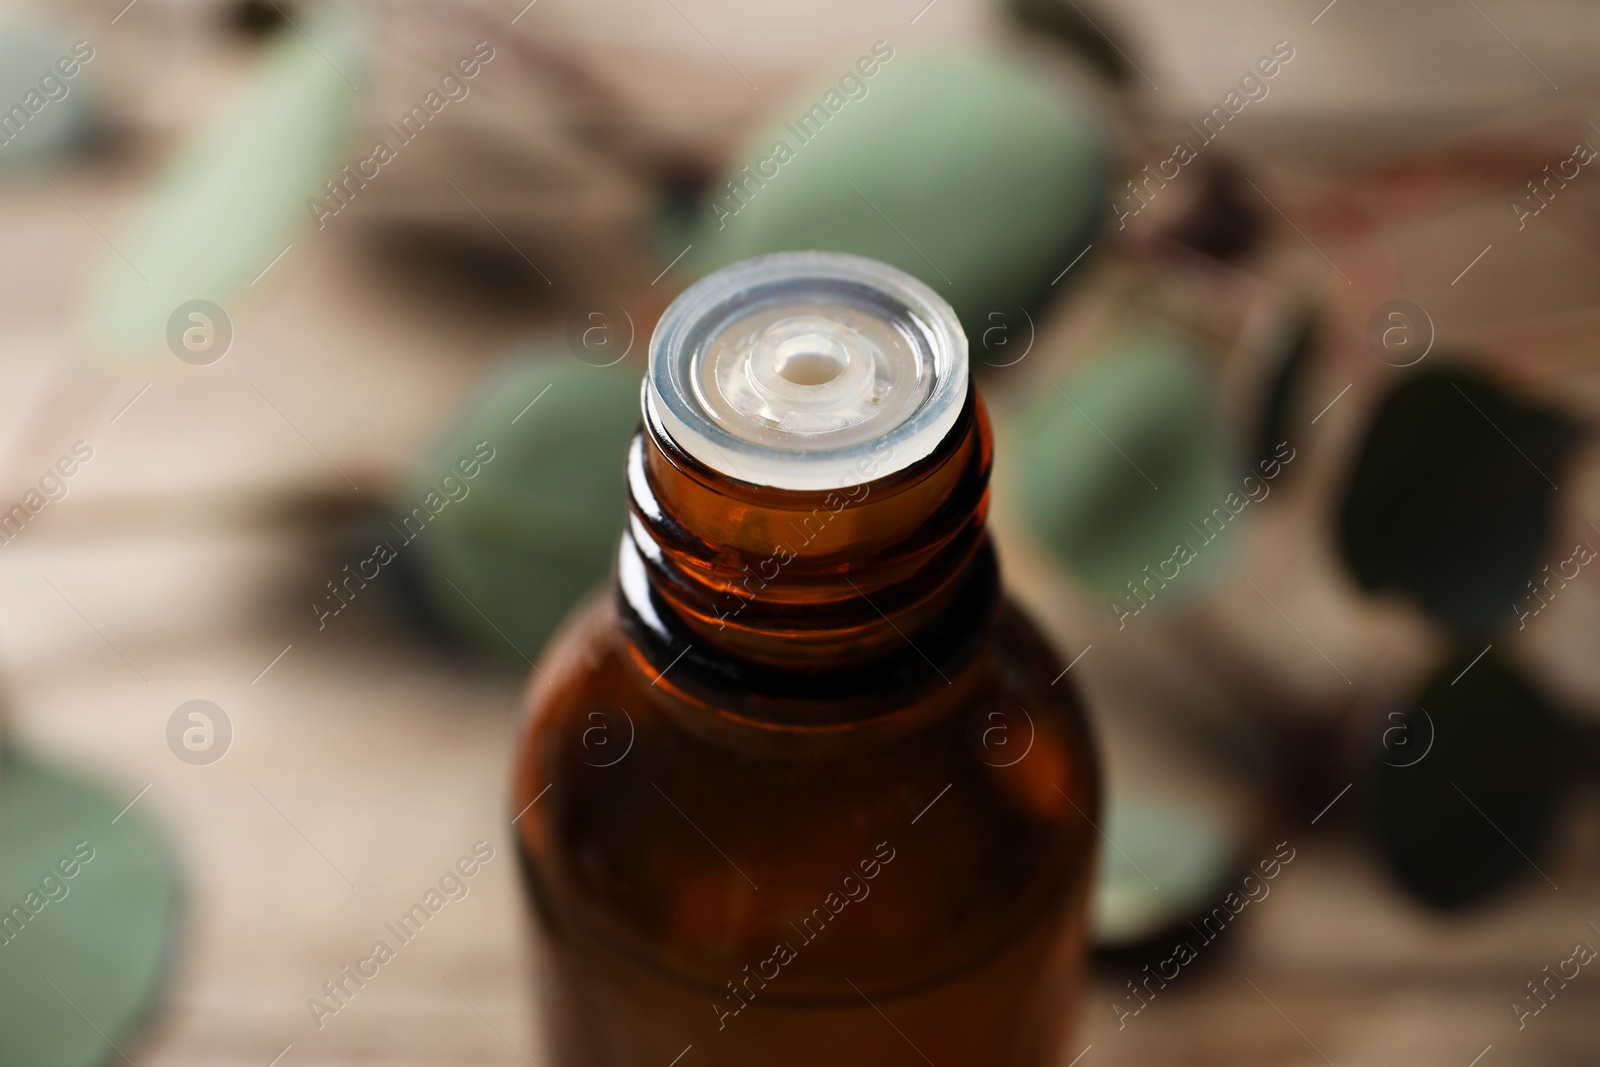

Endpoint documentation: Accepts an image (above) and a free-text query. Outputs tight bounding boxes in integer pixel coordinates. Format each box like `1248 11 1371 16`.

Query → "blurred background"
0 0 1597 1063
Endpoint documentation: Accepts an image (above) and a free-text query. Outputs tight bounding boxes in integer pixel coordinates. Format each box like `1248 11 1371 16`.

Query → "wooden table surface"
5 4 1600 1063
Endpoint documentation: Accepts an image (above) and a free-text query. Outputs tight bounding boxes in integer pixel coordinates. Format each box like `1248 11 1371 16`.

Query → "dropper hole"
776 350 846 386
767 329 852 387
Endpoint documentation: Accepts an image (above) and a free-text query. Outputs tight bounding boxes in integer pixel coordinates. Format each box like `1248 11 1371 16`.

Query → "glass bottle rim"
646 251 969 491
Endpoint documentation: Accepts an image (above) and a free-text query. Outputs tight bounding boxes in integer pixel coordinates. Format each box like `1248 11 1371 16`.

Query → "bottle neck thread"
618 386 998 705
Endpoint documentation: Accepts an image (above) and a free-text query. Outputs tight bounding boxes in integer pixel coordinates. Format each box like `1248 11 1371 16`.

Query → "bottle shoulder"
510 588 1099 1000
519 589 1091 748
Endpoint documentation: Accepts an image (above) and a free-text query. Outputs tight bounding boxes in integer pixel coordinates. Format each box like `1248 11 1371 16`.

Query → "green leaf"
1374 651 1566 908
1339 366 1580 635
88 9 361 361
689 51 1112 347
398 351 643 667
1014 334 1235 600
0 754 180 1066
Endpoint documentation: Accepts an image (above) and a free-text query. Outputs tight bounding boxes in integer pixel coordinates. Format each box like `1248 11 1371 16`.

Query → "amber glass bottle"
512 252 1098 1066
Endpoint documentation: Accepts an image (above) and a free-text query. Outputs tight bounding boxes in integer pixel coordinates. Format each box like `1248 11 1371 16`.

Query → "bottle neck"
618 385 998 706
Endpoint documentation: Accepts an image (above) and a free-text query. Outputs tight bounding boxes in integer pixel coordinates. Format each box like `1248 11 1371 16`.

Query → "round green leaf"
1374 651 1565 908
399 352 642 667
1339 366 1579 635
1014 334 1235 600
689 51 1113 345
0 754 180 1067
1092 794 1239 948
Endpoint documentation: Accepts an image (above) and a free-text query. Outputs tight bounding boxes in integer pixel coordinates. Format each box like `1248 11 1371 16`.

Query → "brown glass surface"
511 389 1100 1066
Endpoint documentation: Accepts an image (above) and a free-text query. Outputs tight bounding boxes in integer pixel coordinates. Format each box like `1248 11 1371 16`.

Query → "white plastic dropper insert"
646 251 969 491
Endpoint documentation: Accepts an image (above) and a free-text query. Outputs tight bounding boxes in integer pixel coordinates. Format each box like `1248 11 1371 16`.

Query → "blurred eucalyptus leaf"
690 50 1113 347
395 350 642 668
1339 366 1580 635
1092 794 1240 948
1374 650 1565 908
88 7 361 360
0 15 103 172
1014 333 1235 602
0 754 180 1066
